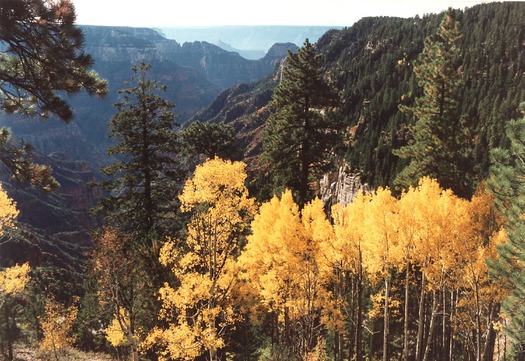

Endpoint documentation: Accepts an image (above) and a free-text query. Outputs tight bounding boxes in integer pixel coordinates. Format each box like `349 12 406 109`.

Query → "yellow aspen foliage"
91 227 141 361
397 177 467 289
0 184 18 235
38 298 78 358
239 190 337 357
396 178 504 359
0 262 30 297
105 307 134 347
324 194 368 276
360 187 400 281
452 188 508 351
0 188 27 305
145 157 255 361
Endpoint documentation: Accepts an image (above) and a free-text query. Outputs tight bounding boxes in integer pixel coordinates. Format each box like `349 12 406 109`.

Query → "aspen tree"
146 157 255 361
239 190 336 359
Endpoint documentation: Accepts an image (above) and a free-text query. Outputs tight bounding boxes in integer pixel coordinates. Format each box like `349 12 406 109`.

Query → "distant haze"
74 0 493 28
158 26 339 59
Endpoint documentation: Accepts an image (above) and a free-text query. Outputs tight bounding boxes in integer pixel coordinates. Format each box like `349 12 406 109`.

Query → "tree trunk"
356 249 364 361
4 304 13 361
442 288 449 361
383 276 390 361
448 290 456 361
402 262 410 361
422 291 439 361
416 271 426 361
482 303 500 361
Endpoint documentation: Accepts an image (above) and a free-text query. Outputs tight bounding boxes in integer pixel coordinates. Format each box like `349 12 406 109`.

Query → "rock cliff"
319 164 369 208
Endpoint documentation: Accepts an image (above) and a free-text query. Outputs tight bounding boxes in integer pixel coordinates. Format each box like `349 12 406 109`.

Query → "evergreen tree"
95 62 181 255
487 103 525 359
394 9 475 198
262 39 340 206
0 0 107 189
178 121 237 160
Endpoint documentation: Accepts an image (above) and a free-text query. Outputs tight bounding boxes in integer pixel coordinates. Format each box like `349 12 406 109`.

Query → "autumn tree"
38 297 78 361
0 185 26 361
324 200 368 361
145 157 255 361
91 227 142 361
394 8 475 198
0 263 30 361
453 188 505 361
0 0 107 189
262 39 341 206
325 178 503 361
488 105 525 358
393 178 503 361
360 188 400 361
239 190 336 359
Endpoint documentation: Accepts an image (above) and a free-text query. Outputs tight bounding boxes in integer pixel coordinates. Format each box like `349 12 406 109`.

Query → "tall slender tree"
394 9 475 198
262 39 341 207
93 64 181 352
488 103 525 359
145 157 255 361
95 62 181 254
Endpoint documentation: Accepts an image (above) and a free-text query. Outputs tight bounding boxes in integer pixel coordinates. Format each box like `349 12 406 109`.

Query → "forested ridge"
193 2 524 192
0 1 525 361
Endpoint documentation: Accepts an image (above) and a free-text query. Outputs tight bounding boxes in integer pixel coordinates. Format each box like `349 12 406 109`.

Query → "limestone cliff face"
319 164 369 208
82 26 293 90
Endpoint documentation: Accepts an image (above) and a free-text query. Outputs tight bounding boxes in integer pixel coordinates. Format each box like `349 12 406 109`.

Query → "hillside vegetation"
193 2 524 194
0 2 524 361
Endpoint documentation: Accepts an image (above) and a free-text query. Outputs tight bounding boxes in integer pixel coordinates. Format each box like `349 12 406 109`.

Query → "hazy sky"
73 0 495 27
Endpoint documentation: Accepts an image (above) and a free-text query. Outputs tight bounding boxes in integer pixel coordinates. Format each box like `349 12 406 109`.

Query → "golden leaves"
239 189 341 341
0 262 30 296
38 298 78 356
105 308 131 347
0 184 18 236
148 157 255 360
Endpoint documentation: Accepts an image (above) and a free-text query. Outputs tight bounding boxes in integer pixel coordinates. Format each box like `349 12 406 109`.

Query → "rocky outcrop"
319 164 369 208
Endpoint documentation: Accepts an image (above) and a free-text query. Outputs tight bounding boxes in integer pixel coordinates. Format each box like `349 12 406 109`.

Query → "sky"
73 0 496 28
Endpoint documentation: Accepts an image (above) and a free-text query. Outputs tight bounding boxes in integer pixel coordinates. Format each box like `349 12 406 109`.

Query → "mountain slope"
193 2 525 193
0 26 296 273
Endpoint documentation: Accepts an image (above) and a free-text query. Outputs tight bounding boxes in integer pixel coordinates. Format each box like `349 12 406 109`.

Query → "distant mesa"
158 25 340 59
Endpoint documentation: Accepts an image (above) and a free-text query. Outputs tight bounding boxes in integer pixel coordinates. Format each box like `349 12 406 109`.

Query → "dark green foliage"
179 121 237 160
92 64 182 357
196 3 524 196
0 0 107 191
262 39 341 206
0 128 58 192
337 4 524 189
394 9 475 198
0 0 107 121
95 62 181 245
488 104 525 355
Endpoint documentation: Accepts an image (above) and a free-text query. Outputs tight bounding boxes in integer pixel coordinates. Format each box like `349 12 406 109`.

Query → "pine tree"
0 0 107 190
178 121 237 160
262 39 341 206
95 62 181 252
394 9 474 198
93 64 181 351
0 0 107 119
487 103 525 359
